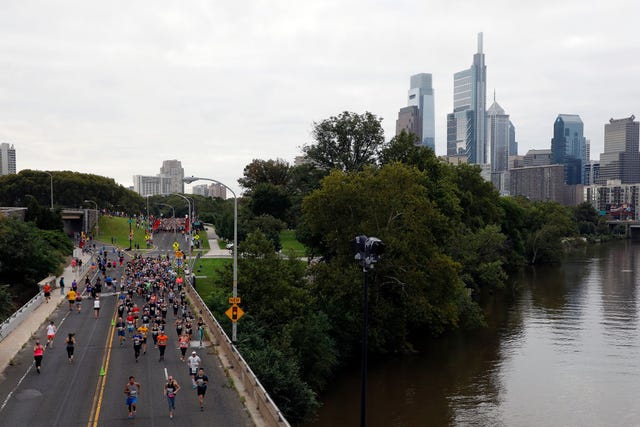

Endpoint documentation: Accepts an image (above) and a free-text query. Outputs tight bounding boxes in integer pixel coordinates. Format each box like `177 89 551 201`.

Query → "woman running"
33 341 44 373
65 333 76 363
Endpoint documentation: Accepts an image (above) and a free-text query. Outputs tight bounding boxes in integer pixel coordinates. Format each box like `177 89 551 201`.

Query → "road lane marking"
87 310 117 427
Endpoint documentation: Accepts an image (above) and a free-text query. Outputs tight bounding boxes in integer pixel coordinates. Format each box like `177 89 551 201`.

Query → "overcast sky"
1 0 639 195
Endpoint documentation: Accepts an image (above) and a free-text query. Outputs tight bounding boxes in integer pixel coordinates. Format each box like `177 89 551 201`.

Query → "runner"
123 376 141 419
45 321 57 348
137 324 149 354
59 276 65 295
178 333 189 362
187 351 201 388
132 330 143 362
197 317 205 347
43 283 51 303
93 296 101 319
33 341 44 373
76 292 82 313
116 317 126 346
150 323 159 348
65 333 76 363
67 289 76 311
157 329 168 361
164 375 181 419
194 367 209 411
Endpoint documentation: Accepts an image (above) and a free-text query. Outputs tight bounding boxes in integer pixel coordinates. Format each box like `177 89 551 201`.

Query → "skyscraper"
0 143 16 175
160 160 185 194
396 73 435 150
597 116 640 184
486 94 511 173
447 33 487 164
551 114 587 185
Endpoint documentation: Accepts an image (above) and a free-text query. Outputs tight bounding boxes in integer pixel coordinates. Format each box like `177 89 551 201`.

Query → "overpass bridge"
606 220 640 242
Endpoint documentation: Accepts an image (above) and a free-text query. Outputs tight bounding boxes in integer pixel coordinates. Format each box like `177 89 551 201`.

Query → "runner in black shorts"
194 368 208 411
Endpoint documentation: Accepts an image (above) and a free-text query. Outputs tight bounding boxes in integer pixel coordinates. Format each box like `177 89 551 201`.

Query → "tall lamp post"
84 200 98 237
184 176 238 342
353 235 384 427
43 171 54 209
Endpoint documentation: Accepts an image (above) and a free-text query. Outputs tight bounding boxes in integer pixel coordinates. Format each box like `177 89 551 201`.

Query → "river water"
309 240 640 426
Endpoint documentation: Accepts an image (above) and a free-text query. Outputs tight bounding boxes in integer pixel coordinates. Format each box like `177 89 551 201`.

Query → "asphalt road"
0 239 253 427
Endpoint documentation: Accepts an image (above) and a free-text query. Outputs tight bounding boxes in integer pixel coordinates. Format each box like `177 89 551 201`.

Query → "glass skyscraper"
551 114 587 185
396 73 435 151
597 116 640 184
447 33 487 164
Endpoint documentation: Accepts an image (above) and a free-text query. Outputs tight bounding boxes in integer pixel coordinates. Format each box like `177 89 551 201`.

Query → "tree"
303 111 385 172
238 159 291 192
248 183 291 222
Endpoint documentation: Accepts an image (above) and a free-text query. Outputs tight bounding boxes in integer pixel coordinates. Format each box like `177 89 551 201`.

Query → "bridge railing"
186 280 291 427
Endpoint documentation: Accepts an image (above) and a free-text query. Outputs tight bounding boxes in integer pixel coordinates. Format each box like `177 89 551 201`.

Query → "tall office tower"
509 121 517 156
486 94 511 173
551 114 587 185
395 106 422 141
405 73 435 150
0 143 16 175
446 33 487 164
160 160 184 194
598 116 640 184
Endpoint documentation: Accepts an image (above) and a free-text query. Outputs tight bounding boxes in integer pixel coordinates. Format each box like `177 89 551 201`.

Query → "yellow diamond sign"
225 304 244 323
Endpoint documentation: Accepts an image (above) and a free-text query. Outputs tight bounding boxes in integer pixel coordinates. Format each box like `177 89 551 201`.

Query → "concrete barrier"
186 281 291 427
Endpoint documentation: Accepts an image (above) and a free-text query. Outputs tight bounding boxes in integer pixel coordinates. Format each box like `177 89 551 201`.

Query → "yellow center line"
87 308 118 427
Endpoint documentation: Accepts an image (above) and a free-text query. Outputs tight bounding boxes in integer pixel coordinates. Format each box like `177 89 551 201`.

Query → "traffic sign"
225 304 244 322
194 234 200 240
172 242 180 251
175 250 183 259
145 234 150 240
228 297 241 304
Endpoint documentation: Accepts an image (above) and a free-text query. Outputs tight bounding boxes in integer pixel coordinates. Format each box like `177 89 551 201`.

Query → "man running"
164 375 181 419
67 289 76 311
157 329 168 361
132 330 143 362
124 376 141 418
45 321 57 348
187 351 201 388
116 317 126 346
43 283 51 303
137 324 149 354
93 296 101 318
194 367 208 411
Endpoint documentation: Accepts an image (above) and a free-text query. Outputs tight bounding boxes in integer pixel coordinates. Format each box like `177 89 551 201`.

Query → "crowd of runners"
35 250 211 420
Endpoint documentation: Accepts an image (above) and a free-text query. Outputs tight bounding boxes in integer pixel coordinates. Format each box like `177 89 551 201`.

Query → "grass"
192 258 232 296
279 230 307 257
97 216 148 248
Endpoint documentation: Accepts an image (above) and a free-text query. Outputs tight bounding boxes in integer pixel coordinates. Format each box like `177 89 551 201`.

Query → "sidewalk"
0 251 94 376
201 226 231 258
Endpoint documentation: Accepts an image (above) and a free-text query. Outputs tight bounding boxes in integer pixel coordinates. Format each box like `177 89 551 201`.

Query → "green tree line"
201 112 610 424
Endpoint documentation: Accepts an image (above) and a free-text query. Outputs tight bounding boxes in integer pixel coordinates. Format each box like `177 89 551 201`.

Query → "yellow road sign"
175 251 183 259
225 304 244 322
228 297 241 304
194 234 200 240
172 242 180 250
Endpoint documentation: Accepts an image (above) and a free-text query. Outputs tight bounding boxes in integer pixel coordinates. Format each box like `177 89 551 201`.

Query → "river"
308 240 640 426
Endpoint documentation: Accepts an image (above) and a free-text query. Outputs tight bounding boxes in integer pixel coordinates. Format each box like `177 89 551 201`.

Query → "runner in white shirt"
187 351 201 388
45 321 57 348
93 296 101 319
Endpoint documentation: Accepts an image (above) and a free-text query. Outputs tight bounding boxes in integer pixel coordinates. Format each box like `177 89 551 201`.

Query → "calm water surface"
309 240 640 426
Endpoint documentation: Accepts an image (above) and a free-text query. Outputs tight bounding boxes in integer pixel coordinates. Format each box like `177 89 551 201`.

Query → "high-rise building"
406 73 435 150
509 121 517 157
395 106 421 141
133 175 172 196
191 183 227 199
487 94 511 173
551 114 587 185
0 143 16 175
597 116 640 184
447 33 487 164
523 149 552 167
160 160 184 194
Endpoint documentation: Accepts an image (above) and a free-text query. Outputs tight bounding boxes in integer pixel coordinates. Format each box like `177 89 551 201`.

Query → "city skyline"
0 1 638 193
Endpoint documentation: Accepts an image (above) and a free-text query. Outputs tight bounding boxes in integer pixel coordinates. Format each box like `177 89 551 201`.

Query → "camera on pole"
353 235 384 270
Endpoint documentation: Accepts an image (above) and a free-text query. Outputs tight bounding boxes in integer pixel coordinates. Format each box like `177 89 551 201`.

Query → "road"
0 237 253 426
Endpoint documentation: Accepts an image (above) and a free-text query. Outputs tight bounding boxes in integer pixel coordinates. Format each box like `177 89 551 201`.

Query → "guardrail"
0 253 94 342
186 280 291 427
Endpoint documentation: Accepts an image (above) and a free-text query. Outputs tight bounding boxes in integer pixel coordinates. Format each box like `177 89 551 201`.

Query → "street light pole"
43 171 53 209
184 176 238 342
